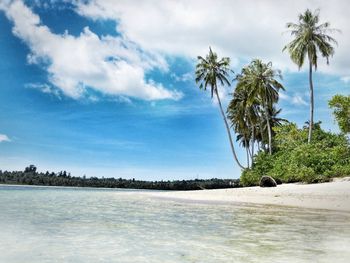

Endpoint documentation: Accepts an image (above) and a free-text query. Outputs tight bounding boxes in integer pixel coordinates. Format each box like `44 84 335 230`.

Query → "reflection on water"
0 185 349 263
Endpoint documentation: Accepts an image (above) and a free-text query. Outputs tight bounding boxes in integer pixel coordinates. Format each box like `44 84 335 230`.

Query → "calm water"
0 185 349 263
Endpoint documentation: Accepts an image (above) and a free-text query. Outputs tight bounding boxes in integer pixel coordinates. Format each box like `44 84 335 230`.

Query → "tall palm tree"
283 9 337 143
235 59 284 154
195 47 245 169
227 87 259 167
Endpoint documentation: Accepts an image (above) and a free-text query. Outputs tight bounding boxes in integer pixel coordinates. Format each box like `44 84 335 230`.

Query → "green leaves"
195 47 232 98
329 95 350 134
227 59 285 157
283 9 337 70
242 122 350 185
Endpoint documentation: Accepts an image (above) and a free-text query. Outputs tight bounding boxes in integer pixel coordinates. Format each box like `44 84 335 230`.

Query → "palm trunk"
264 103 272 155
247 142 253 159
215 88 245 169
246 145 250 169
308 60 314 144
251 126 255 167
259 118 267 152
251 126 255 156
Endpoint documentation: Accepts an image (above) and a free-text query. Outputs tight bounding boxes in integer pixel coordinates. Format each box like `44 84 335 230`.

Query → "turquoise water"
0 185 350 263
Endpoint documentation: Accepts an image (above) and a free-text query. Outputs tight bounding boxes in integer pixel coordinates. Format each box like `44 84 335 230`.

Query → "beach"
144 178 350 212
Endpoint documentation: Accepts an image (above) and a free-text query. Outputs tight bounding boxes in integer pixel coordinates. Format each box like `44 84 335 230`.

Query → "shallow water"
0 185 349 263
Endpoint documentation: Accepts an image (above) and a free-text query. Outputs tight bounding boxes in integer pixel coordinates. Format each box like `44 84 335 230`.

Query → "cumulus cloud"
0 0 182 101
0 134 11 143
75 0 350 76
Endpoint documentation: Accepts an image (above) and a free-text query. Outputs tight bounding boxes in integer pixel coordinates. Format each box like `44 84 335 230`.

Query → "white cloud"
171 72 193 83
291 94 308 106
75 0 350 77
0 134 11 143
280 92 308 106
25 83 62 98
341 76 350 83
0 0 182 101
2 0 349 102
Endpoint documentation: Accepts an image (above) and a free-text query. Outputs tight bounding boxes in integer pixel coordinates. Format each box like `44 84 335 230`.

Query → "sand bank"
144 178 350 212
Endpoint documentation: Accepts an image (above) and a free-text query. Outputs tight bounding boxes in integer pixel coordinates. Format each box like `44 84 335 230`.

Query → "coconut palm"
195 47 245 169
283 9 337 143
227 87 259 167
235 59 284 154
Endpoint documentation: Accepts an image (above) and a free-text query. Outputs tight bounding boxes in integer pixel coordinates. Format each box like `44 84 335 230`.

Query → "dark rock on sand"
260 176 277 187
275 178 283 185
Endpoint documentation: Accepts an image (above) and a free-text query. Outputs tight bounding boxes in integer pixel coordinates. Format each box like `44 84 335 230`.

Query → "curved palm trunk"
259 117 267 152
264 104 272 155
251 126 255 167
308 60 314 143
215 88 245 169
246 144 250 169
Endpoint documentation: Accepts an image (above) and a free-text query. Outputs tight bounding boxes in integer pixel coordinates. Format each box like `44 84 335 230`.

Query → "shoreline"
143 178 350 212
2 179 350 212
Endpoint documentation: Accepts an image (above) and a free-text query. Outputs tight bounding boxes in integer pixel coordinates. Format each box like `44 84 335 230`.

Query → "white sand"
144 178 350 212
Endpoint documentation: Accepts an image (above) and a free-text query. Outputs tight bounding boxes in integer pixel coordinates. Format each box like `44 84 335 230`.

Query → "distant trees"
24 165 37 173
283 9 338 143
0 166 240 190
329 95 350 134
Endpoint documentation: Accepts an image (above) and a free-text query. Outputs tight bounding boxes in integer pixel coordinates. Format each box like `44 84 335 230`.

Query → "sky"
0 0 349 180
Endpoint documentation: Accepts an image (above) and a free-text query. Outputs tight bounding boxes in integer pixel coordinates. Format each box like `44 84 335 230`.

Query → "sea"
0 185 349 263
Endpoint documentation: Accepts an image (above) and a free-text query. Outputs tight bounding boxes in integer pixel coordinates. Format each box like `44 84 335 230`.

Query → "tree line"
0 165 240 190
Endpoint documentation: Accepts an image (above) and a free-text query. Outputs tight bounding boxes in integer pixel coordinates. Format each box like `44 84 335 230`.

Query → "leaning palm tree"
227 87 259 167
195 47 245 169
235 59 284 154
283 9 337 143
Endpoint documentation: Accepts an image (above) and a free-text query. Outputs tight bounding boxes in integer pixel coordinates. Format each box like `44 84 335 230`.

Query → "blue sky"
0 0 349 180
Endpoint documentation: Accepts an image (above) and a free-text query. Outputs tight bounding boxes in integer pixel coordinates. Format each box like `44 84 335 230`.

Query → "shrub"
241 122 350 185
240 169 260 187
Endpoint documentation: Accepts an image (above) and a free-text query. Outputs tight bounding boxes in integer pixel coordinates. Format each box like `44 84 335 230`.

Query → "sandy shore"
144 178 350 212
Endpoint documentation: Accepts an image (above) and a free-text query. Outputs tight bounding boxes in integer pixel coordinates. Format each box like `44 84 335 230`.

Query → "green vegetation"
227 59 285 166
329 94 350 133
240 122 350 186
283 9 338 143
0 165 240 190
194 9 346 187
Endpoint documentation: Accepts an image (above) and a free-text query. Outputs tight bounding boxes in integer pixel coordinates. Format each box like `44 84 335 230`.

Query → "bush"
240 169 260 187
241 123 350 185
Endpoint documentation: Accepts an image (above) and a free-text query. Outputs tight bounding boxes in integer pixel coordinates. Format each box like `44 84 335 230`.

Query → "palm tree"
235 59 284 154
283 9 337 143
227 87 259 167
195 47 245 169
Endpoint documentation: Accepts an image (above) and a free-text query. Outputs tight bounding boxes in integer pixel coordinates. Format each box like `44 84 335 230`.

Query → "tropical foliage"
227 59 285 167
195 9 343 185
240 123 350 186
329 94 350 134
283 9 338 143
